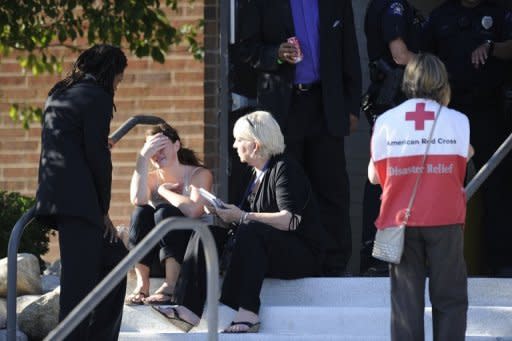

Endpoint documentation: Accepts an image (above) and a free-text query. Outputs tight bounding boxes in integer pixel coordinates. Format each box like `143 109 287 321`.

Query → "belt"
294 81 321 92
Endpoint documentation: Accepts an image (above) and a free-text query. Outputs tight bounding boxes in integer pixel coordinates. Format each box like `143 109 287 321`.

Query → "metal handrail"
43 217 219 341
6 206 36 341
6 114 173 341
465 131 512 200
109 115 166 144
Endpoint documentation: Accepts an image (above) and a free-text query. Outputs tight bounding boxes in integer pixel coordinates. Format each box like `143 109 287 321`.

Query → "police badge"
482 16 493 30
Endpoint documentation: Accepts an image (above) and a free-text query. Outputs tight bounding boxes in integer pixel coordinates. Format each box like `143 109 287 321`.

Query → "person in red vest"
368 53 474 340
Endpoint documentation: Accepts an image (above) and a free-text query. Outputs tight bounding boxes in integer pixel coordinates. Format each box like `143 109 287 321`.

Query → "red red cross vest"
371 98 470 229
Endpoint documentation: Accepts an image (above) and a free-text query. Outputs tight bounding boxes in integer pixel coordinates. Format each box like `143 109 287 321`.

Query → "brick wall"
0 0 218 228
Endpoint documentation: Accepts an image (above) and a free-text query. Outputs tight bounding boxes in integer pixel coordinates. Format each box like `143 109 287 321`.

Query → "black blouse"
243 153 330 254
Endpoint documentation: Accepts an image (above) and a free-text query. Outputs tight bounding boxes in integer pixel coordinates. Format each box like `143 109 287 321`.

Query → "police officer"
360 0 423 276
423 0 512 276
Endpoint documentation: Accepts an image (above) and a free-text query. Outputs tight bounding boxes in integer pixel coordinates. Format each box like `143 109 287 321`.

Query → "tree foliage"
0 191 55 271
0 0 204 127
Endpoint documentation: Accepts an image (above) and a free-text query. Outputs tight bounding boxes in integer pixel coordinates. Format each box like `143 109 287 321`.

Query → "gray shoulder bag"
372 104 442 264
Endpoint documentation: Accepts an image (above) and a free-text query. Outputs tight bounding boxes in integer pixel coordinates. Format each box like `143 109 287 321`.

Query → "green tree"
0 0 203 128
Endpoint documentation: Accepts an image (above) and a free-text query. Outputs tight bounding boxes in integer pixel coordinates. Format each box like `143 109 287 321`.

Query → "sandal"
151 306 195 333
222 321 261 333
124 291 148 306
143 292 175 305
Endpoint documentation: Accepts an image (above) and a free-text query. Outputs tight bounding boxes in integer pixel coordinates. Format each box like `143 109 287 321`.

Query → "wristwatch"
485 39 495 56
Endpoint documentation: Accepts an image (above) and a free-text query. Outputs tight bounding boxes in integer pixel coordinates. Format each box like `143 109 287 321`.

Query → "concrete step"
127 276 512 307
120 277 512 340
121 304 512 335
119 335 509 341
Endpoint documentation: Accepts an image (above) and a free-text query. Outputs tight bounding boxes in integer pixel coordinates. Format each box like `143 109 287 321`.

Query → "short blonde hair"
402 53 451 106
233 111 285 158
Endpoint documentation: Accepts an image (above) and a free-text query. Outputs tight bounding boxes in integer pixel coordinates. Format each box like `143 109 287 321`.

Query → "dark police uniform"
360 0 423 275
423 0 512 275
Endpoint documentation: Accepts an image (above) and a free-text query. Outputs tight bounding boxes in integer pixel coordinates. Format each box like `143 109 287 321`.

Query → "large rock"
43 260 61 277
0 254 42 297
17 287 59 340
41 275 60 294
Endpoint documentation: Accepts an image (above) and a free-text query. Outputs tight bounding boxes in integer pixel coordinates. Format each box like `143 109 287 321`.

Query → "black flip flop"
222 321 261 333
151 305 195 333
143 293 175 305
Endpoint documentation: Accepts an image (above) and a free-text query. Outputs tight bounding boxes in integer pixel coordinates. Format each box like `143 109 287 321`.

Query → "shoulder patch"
388 2 405 16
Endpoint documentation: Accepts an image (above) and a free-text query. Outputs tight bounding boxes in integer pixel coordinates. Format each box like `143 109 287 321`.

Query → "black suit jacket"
238 0 362 137
35 80 113 229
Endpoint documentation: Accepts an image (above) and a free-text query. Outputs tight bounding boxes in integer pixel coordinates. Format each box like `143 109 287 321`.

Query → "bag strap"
402 103 443 225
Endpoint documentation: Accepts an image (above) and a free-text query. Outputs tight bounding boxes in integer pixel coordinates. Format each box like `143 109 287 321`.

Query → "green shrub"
0 191 54 271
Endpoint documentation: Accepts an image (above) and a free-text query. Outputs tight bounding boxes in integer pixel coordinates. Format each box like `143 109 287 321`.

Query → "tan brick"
0 128 27 138
172 99 204 110
174 72 204 83
26 75 61 86
135 73 172 83
4 167 38 178
0 181 26 191
0 140 39 150
0 76 27 86
0 62 23 73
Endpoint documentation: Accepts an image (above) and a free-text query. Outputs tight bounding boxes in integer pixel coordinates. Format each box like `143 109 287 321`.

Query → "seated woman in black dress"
153 110 330 333
125 123 213 305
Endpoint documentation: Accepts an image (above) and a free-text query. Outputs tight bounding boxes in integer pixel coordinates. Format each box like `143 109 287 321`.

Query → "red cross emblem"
406 103 435 130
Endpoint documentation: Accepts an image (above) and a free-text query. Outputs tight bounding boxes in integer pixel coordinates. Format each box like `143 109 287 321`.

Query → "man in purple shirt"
239 0 362 276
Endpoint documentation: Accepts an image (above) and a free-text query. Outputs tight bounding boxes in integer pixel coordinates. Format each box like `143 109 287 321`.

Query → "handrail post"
43 217 219 341
6 206 36 341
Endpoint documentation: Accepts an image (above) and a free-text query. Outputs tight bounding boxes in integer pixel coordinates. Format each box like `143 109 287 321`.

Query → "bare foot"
125 290 148 305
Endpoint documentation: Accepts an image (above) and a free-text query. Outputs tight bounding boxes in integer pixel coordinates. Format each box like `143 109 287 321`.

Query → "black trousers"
285 87 352 273
128 204 192 267
390 225 468 341
181 222 322 317
176 226 229 316
57 216 127 341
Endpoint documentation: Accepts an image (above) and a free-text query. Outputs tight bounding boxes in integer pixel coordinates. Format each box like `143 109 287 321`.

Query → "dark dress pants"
285 87 351 274
57 216 127 341
219 222 321 314
176 226 229 316
128 204 192 268
390 225 468 341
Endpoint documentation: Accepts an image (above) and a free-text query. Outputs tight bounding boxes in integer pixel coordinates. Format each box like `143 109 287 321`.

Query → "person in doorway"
238 0 362 275
422 0 512 276
360 0 423 276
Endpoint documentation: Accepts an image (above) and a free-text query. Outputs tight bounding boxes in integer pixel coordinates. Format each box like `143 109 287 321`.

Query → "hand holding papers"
198 188 227 209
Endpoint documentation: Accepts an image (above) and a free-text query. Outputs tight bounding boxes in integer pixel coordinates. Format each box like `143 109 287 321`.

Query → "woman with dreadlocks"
35 44 127 340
